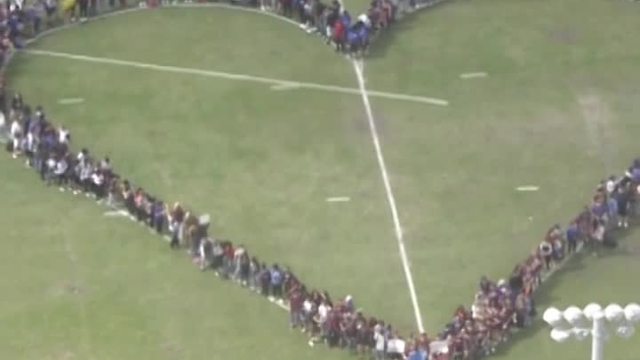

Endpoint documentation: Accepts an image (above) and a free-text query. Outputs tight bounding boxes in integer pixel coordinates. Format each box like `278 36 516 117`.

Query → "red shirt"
225 246 234 259
289 291 303 311
334 21 345 40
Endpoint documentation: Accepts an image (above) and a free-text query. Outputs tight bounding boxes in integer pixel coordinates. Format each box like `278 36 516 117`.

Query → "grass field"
2 1 640 360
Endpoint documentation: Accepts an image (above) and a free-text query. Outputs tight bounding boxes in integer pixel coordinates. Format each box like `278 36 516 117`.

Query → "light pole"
543 303 640 360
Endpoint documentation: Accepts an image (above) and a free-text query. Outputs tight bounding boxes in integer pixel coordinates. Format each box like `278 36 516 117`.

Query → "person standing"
615 184 630 228
288 284 304 328
374 325 387 360
270 264 283 299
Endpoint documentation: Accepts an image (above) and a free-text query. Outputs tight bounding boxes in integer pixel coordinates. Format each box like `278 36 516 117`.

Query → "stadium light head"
544 307 568 328
624 303 640 324
584 303 603 321
605 304 625 324
564 306 587 328
544 303 638 360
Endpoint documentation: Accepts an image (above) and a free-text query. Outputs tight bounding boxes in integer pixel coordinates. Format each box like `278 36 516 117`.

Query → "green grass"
3 2 640 360
0 155 352 360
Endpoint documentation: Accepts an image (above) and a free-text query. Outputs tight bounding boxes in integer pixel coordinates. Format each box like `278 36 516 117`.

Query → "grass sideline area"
3 0 640 360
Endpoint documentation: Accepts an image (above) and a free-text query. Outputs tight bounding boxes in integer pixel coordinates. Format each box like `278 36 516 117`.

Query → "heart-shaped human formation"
1 4 638 360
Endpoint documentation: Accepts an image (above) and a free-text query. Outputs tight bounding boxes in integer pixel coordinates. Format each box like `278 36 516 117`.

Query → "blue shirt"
592 203 607 218
341 13 351 27
347 30 359 45
270 269 282 285
607 198 618 217
357 26 369 43
566 225 579 243
408 350 428 360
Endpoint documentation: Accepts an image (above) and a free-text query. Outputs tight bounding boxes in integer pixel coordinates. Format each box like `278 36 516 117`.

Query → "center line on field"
351 59 425 334
22 49 448 106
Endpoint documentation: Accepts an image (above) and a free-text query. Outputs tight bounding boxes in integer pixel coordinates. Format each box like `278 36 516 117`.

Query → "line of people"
437 170 639 360
1 92 438 360
3 5 640 360
5 90 639 360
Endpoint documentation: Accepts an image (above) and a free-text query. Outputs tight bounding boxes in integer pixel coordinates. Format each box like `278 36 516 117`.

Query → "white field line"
58 98 85 105
22 49 448 106
326 196 351 202
351 59 425 333
459 72 488 79
270 83 301 91
515 185 539 192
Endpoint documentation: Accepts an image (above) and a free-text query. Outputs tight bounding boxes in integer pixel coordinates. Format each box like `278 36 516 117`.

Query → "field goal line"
22 48 447 106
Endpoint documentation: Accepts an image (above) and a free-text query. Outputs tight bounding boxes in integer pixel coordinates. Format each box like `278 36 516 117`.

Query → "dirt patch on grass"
548 25 579 45
490 109 572 147
162 341 184 359
48 281 85 298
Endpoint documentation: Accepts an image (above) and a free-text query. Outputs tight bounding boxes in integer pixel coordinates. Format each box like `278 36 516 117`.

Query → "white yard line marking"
326 196 351 202
460 72 488 79
516 185 540 192
270 82 301 91
351 59 425 333
22 49 448 106
58 98 85 105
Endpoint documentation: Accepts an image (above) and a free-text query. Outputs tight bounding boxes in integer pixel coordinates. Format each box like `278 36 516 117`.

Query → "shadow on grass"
367 1 457 59
494 226 639 356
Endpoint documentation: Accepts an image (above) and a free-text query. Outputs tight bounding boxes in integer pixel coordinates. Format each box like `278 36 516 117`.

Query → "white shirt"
58 128 69 144
303 300 313 314
10 120 21 139
374 332 386 351
80 163 93 181
387 339 405 354
318 303 330 322
358 14 371 28
199 241 206 258
234 247 245 260
55 160 67 175
92 173 103 186
606 180 616 194
26 132 34 151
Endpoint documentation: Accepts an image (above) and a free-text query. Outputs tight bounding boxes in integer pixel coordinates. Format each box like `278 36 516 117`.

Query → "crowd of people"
0 91 440 360
2 3 640 360
435 172 639 360
3 91 640 360
252 0 400 56
0 0 432 59
0 0 446 61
